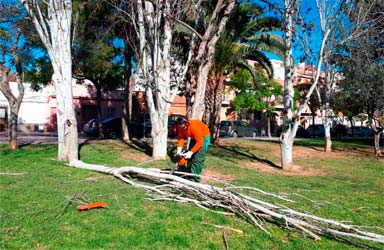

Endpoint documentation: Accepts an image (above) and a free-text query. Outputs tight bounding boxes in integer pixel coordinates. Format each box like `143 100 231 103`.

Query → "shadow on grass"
214 144 281 169
78 138 93 159
18 143 32 148
122 139 153 156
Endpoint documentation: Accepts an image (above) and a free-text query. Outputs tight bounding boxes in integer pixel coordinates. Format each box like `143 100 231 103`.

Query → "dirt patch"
201 169 235 184
120 151 150 162
241 161 328 177
293 145 380 163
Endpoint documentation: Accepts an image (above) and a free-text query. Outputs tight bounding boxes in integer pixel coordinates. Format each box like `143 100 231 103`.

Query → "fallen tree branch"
70 160 384 248
223 230 229 250
0 172 28 175
202 223 243 234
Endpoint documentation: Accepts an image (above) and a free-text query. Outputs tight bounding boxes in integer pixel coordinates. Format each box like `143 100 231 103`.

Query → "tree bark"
70 159 384 247
95 83 104 139
191 0 236 120
267 117 271 138
280 0 296 169
0 66 24 150
21 0 79 161
0 29 25 150
206 74 225 145
137 0 175 159
371 118 383 157
122 45 134 141
373 133 382 157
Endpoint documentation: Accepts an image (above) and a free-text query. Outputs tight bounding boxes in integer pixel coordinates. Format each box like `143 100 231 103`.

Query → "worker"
176 117 210 182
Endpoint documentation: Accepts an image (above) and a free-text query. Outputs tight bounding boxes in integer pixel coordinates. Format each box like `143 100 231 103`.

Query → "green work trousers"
187 136 210 182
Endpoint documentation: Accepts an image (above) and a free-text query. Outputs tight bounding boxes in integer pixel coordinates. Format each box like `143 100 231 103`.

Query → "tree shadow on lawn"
122 139 153 156
214 144 281 169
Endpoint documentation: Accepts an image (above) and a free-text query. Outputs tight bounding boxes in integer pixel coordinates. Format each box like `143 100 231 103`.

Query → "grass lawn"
0 138 383 250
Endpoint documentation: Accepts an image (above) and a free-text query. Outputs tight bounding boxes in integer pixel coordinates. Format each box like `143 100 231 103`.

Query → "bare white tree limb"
70 160 384 248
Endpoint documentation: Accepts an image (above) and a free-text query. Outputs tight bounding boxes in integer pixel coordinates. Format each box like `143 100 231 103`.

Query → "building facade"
0 80 125 132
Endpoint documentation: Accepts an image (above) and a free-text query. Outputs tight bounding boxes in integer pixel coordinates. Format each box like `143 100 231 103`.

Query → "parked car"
82 117 122 138
131 119 178 138
333 124 348 137
129 119 152 138
347 126 372 137
276 125 309 137
306 124 325 137
296 125 310 137
219 120 257 137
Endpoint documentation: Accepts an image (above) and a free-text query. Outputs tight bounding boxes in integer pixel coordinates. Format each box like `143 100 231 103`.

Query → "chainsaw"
169 151 188 175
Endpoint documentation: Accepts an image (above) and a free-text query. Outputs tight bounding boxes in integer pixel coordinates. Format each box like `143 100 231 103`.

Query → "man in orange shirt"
176 117 210 182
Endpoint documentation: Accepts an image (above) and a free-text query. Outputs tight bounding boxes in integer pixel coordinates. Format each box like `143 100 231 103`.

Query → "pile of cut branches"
70 160 384 249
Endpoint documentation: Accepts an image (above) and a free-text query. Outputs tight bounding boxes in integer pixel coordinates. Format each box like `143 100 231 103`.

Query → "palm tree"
205 3 285 143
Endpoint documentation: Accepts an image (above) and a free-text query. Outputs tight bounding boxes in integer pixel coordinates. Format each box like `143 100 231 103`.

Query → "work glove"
182 151 193 159
176 147 183 155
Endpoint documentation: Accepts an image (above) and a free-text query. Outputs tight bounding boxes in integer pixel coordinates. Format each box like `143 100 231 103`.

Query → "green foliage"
211 2 285 79
0 1 46 77
72 0 123 90
0 140 383 249
231 68 282 116
334 44 384 118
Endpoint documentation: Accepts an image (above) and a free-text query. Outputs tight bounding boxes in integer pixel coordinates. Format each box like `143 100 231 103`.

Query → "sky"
2 0 328 73
253 0 323 64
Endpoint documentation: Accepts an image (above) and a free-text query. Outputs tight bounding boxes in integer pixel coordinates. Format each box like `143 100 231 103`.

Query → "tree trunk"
0 30 25 150
371 118 383 157
280 131 293 169
122 45 134 141
0 66 24 150
22 0 78 162
267 117 271 138
323 65 336 153
53 73 79 162
212 75 225 144
49 2 78 162
280 0 296 168
96 83 104 139
191 0 236 120
137 0 175 159
8 107 18 149
373 132 382 157
324 124 332 152
323 108 333 152
205 74 224 144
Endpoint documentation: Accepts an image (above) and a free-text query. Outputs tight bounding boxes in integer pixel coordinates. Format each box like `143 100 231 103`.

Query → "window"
0 107 6 119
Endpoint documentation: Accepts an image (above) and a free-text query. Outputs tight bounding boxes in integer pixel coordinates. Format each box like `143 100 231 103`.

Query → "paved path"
0 132 90 145
0 131 283 145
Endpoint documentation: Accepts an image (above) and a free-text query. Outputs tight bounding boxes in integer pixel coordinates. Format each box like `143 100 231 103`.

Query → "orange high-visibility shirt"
177 120 210 153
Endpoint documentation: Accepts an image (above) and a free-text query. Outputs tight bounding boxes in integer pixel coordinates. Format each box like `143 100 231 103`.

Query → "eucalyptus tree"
108 0 196 159
188 0 237 120
20 0 78 162
108 0 238 159
276 0 383 168
205 2 284 143
288 0 382 153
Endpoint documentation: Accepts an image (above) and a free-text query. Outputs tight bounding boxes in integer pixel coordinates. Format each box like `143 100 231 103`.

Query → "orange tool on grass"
77 201 108 211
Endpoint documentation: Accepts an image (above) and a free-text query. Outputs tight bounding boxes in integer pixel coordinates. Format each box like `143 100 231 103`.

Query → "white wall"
0 82 49 126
